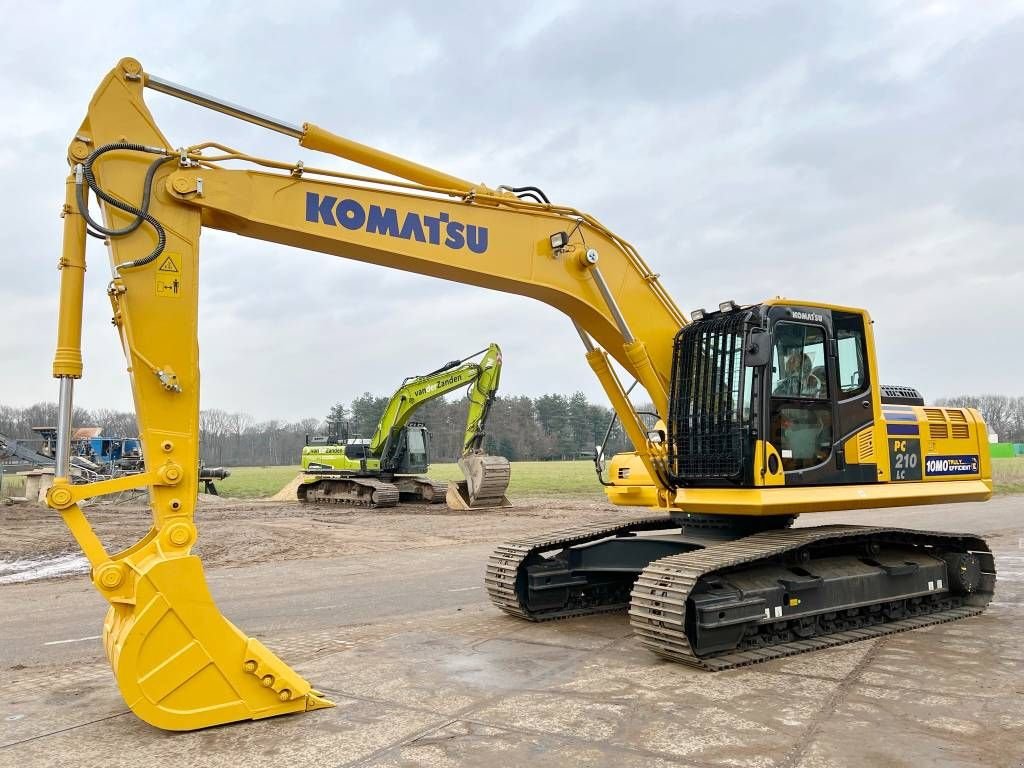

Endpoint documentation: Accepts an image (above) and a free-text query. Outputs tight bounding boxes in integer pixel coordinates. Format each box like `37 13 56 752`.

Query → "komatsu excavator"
298 343 511 508
47 59 994 731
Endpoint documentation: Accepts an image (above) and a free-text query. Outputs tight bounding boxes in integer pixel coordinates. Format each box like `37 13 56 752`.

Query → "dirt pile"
1 495 638 571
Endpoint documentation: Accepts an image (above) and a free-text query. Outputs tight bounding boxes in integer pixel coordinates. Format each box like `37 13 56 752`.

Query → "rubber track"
485 516 678 620
629 524 994 670
301 477 400 508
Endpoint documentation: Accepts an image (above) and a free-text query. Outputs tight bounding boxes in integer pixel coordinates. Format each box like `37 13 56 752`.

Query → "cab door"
829 309 876 480
766 311 834 481
765 306 877 486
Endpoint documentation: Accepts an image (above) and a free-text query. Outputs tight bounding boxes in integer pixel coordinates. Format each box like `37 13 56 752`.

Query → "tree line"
6 392 1017 469
934 395 1024 443
0 392 639 467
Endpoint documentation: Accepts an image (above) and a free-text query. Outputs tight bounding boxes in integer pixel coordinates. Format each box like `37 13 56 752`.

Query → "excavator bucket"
449 454 512 509
55 502 333 731
104 553 333 730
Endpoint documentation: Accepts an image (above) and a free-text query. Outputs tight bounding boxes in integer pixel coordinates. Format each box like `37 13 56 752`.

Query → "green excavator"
297 344 511 509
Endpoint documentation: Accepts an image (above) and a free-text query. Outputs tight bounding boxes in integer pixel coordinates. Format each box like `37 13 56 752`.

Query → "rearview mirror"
744 327 771 367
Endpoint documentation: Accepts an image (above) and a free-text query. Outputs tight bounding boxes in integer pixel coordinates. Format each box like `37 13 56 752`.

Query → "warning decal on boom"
155 252 182 298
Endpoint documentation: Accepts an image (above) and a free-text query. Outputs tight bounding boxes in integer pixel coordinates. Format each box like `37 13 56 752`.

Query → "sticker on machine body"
924 455 979 477
155 252 182 298
888 438 921 481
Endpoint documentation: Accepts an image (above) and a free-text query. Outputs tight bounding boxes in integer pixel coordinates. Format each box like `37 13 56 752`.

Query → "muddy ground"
0 494 640 568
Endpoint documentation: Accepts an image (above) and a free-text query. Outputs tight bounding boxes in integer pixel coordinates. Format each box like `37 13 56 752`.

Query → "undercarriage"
297 471 447 508
486 514 994 669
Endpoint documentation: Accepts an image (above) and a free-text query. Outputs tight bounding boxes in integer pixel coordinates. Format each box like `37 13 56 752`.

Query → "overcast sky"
1 1 1021 423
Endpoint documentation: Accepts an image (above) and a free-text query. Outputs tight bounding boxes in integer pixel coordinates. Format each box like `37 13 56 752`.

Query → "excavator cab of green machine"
382 423 430 475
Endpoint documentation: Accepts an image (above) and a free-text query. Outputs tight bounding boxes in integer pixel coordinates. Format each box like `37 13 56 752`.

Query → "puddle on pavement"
0 553 89 584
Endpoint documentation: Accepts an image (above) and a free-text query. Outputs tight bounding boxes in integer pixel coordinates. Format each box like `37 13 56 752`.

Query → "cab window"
406 428 425 454
771 324 827 400
345 443 369 459
833 311 869 396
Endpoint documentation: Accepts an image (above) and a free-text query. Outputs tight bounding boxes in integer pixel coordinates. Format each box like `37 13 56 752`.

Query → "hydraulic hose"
74 142 174 271
507 185 551 204
595 380 641 486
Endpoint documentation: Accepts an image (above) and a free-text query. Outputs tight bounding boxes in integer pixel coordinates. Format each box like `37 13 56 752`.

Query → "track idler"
449 453 512 509
47 486 333 730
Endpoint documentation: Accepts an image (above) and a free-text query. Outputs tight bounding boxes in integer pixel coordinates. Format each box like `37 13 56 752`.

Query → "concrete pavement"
1 497 1022 767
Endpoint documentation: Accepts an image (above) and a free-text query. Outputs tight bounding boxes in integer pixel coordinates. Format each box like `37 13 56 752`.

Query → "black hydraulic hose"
78 147 160 235
419 358 464 379
456 347 489 366
75 142 174 271
594 379 640 485
411 347 489 382
509 185 551 204
515 191 545 204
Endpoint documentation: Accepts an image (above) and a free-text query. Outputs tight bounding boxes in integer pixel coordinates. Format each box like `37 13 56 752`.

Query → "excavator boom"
47 60 680 729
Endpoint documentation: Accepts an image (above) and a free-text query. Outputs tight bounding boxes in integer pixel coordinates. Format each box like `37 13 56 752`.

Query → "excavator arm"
48 58 680 731
461 343 502 455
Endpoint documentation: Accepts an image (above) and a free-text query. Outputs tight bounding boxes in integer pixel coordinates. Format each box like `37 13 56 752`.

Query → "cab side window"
833 311 869 396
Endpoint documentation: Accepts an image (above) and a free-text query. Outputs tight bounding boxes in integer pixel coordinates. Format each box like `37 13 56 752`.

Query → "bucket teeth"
305 690 335 712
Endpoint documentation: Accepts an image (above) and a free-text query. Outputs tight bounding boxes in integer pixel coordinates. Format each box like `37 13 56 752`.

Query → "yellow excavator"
47 59 994 731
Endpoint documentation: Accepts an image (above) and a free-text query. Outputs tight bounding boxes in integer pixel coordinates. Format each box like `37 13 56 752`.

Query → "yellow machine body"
47 59 990 730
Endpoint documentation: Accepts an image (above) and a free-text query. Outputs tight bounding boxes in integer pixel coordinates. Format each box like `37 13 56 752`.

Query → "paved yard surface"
0 495 1021 767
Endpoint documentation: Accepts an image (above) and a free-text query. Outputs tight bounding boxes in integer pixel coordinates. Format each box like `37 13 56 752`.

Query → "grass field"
213 465 307 498
212 457 1024 500
993 457 1024 494
214 460 605 499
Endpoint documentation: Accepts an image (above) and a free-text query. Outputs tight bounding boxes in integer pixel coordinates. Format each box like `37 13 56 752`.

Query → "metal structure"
0 432 55 473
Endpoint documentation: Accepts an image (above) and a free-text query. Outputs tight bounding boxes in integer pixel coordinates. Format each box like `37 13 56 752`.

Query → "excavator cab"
664 300 989 503
382 423 430 475
668 301 878 489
